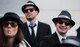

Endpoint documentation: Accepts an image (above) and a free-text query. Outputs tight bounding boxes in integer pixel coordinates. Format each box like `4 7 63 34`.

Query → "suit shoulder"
39 22 50 26
41 34 53 40
42 32 58 40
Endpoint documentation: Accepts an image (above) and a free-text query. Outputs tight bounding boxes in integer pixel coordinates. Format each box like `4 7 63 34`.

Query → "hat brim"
52 17 75 26
0 16 23 29
22 4 39 13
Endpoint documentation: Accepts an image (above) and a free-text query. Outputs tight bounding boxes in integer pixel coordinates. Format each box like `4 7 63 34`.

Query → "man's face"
24 6 38 20
55 19 72 35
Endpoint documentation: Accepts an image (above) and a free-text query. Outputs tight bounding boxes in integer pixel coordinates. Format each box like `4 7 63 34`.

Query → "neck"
29 18 36 24
60 33 66 37
57 31 66 37
7 37 15 47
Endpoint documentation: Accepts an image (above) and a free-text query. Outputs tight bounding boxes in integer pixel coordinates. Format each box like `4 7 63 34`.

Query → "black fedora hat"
21 1 39 13
52 10 75 26
0 12 23 29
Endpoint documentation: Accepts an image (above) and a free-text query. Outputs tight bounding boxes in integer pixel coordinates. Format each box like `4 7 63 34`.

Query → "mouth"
27 13 32 16
6 30 12 34
7 31 11 34
59 26 67 31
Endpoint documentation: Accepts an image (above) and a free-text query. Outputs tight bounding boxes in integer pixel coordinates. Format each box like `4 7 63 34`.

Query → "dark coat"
22 21 51 47
39 32 60 47
77 26 80 38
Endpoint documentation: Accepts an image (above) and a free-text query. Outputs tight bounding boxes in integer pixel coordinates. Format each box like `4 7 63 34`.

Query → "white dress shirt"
27 20 38 37
56 31 66 43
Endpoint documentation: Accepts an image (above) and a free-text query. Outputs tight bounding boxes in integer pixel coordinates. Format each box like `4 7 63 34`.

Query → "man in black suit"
39 10 75 47
60 38 80 47
76 26 80 38
21 1 51 47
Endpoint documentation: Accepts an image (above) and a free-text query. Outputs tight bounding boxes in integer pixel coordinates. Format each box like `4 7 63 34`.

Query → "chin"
6 35 15 38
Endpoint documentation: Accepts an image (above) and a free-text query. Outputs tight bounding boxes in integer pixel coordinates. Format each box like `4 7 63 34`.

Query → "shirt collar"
56 31 66 43
56 31 64 40
27 20 38 27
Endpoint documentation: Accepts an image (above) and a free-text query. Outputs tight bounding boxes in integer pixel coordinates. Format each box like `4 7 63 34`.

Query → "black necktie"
29 24 36 39
62 38 65 43
29 22 37 47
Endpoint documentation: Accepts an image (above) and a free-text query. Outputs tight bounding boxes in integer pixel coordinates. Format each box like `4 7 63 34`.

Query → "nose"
27 10 30 13
62 23 66 26
7 24 12 27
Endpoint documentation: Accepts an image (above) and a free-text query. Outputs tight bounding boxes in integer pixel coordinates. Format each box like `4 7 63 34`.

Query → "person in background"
0 12 31 47
21 16 27 23
59 38 80 47
39 10 75 47
76 26 80 38
21 1 51 47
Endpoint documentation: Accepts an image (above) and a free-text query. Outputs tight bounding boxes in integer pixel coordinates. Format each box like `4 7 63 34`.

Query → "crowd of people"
0 0 80 47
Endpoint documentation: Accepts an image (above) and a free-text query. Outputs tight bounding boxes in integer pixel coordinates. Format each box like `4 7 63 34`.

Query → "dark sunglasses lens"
65 22 70 26
10 22 17 27
58 20 63 24
24 9 28 13
24 8 34 13
29 9 34 12
2 22 17 27
58 20 70 26
2 22 9 27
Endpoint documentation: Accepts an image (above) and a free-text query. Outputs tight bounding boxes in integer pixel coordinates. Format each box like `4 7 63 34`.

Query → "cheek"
3 28 8 33
67 26 71 30
55 23 60 28
24 13 28 17
33 11 38 16
13 27 18 34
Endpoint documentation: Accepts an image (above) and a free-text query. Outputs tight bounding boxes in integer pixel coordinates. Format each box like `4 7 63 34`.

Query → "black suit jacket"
77 26 80 38
22 21 51 47
39 32 60 47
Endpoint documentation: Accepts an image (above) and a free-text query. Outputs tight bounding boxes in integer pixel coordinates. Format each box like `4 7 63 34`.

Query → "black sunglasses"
2 21 18 27
57 20 71 26
24 8 35 13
